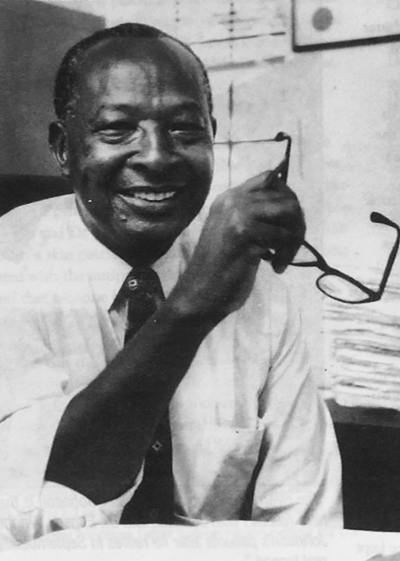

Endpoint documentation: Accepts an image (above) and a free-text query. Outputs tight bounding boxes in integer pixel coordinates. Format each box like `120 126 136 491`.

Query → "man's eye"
97 124 138 143
169 123 205 136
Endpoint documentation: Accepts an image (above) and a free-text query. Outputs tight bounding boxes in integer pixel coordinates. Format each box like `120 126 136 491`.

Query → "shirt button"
152 440 163 453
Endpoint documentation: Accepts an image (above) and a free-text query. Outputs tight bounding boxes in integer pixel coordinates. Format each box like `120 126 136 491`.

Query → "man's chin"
109 220 188 265
78 197 196 264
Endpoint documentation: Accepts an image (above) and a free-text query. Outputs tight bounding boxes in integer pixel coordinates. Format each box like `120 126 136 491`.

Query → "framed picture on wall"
292 0 400 51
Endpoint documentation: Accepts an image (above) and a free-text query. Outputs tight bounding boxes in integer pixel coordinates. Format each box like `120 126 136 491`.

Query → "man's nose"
129 123 177 171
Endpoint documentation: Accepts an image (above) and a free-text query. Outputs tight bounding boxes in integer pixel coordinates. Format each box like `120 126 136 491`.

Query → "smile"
132 190 177 202
115 187 182 213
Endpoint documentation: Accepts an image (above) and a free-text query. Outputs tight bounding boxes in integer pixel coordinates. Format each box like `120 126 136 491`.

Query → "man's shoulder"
0 194 75 263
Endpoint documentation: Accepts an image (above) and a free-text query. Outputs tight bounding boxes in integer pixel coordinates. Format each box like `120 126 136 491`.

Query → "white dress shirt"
0 195 342 548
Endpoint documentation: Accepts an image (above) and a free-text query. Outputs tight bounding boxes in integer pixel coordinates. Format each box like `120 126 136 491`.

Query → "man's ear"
211 117 217 139
48 121 70 178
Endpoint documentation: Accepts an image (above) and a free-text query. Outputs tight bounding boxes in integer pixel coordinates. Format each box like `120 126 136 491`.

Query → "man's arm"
251 283 342 526
45 165 305 505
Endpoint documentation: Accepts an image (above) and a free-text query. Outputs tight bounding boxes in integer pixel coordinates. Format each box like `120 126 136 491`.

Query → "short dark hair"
53 22 213 122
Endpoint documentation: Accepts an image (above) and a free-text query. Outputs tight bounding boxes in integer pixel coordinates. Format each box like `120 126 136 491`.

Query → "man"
0 23 342 547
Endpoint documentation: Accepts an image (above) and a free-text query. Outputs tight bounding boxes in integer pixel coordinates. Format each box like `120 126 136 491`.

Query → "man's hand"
259 159 305 273
169 160 306 325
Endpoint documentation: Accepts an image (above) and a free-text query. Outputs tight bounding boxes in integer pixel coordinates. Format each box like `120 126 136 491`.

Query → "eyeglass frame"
269 132 400 304
290 212 400 304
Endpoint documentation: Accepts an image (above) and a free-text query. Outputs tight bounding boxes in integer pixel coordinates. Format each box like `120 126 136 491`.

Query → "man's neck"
75 198 174 268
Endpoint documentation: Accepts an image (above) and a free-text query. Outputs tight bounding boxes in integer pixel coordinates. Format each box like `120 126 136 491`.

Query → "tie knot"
123 268 165 343
124 267 164 301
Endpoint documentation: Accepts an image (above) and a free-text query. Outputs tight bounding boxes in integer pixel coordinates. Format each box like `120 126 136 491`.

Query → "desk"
327 399 400 531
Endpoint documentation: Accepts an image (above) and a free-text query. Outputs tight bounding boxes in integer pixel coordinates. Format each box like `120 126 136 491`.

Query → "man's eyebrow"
167 100 203 114
91 100 203 118
90 104 139 119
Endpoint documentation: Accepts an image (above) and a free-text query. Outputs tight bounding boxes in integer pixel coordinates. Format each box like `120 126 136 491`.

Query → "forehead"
74 37 207 116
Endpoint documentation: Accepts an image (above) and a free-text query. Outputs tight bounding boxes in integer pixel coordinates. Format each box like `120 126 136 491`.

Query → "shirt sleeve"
251 281 343 526
0 265 138 549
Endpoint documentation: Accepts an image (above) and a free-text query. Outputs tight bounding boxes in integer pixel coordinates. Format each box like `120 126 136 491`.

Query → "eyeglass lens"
317 275 373 303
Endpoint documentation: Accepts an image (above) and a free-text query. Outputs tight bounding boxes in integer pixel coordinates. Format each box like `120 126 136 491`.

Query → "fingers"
247 221 304 273
249 199 305 273
249 222 297 248
239 157 290 194
217 167 306 274
239 165 286 193
259 233 304 273
263 159 289 190
270 203 305 273
271 242 302 274
252 195 302 228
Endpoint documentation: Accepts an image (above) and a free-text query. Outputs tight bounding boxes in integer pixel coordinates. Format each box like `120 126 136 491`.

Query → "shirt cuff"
41 480 138 529
3 476 142 548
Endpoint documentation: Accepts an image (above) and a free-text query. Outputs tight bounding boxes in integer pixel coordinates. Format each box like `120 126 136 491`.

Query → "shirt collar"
65 198 188 313
65 200 131 313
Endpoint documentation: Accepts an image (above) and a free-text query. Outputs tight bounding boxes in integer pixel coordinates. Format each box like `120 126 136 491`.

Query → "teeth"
127 191 176 202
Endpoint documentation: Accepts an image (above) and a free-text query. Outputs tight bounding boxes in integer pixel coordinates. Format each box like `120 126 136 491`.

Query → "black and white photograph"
1 1 400 559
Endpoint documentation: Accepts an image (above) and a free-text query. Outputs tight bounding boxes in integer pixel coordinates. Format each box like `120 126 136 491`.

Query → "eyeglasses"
266 131 400 304
291 212 400 304
222 131 400 303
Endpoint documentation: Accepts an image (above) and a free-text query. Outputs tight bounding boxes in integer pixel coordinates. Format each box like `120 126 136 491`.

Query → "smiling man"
0 23 342 547
54 34 216 265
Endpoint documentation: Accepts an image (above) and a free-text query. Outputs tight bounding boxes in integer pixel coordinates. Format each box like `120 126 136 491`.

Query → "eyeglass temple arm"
273 132 291 183
290 240 329 268
370 211 400 295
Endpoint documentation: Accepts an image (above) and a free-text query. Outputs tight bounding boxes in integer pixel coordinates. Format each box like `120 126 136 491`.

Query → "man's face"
55 37 215 264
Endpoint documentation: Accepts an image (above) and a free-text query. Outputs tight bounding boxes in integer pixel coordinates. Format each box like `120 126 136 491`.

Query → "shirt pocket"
172 425 263 522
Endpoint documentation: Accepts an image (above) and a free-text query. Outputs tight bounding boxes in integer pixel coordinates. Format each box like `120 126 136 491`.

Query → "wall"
0 0 103 175
37 1 400 389
321 42 400 403
322 42 400 282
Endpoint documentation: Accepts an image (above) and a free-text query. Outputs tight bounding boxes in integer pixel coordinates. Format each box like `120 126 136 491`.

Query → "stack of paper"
324 281 400 410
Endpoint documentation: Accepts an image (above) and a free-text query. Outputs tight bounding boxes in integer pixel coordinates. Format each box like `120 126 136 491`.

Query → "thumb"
271 244 298 274
264 158 289 190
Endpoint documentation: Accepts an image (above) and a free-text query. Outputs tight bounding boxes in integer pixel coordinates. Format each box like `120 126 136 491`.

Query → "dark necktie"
119 268 174 525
